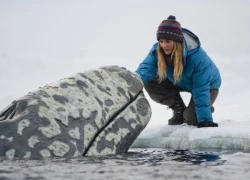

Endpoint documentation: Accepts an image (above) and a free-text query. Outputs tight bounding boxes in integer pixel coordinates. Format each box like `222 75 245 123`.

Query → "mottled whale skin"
0 66 151 159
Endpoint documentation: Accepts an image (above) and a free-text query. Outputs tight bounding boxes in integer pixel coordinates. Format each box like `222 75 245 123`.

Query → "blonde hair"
157 42 183 84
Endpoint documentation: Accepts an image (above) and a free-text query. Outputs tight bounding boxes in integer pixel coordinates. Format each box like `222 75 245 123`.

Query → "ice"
133 121 250 151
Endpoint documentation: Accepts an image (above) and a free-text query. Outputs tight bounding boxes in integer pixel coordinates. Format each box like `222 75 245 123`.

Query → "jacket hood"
182 28 201 61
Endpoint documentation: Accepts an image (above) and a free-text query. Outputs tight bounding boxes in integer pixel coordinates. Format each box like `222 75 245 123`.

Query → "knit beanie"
156 15 184 43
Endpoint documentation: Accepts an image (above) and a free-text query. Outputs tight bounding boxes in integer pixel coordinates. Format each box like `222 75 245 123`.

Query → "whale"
0 66 151 159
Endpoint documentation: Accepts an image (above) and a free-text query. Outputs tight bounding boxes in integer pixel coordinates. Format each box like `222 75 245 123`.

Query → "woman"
136 15 221 128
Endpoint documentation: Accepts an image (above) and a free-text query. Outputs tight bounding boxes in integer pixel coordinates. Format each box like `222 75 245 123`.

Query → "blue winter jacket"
136 28 221 123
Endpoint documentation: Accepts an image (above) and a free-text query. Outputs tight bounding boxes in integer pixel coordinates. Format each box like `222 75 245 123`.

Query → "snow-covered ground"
1 0 250 151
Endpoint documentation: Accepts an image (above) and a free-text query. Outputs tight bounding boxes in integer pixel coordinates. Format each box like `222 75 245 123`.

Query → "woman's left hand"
197 120 218 128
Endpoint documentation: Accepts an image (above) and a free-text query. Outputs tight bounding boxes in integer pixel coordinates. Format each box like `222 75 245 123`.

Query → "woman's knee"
144 78 180 105
210 89 219 104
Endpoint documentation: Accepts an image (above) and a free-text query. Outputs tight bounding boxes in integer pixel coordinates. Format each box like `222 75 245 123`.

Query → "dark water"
0 148 249 180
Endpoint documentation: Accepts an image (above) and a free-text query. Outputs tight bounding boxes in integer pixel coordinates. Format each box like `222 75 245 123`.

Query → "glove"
197 120 218 128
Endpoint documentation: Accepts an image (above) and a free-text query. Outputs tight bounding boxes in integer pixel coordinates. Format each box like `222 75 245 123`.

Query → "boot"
168 94 186 125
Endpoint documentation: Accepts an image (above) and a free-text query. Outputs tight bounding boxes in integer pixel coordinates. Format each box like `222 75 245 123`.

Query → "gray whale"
0 66 151 159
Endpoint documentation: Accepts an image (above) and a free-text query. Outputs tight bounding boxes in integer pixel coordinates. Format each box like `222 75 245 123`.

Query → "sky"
0 0 250 128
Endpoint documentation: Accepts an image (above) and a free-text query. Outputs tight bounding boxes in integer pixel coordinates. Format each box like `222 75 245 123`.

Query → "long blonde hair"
157 42 183 84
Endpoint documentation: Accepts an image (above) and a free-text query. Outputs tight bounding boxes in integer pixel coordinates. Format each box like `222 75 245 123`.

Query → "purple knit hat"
156 15 184 43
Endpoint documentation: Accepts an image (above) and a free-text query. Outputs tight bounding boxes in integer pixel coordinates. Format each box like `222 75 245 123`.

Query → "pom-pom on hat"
156 15 184 43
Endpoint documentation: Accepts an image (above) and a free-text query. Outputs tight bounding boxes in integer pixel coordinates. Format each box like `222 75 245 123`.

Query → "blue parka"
136 28 221 123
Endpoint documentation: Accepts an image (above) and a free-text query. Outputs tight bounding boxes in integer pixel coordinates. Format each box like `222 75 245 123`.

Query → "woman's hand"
197 120 218 128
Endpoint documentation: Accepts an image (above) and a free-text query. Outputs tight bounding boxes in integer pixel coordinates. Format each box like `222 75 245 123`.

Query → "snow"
1 0 250 151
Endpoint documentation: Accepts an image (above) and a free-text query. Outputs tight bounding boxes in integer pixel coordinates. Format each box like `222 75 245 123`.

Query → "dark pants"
144 78 219 125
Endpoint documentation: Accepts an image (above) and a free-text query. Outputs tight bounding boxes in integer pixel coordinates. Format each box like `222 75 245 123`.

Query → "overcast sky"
0 0 250 125
1 0 250 59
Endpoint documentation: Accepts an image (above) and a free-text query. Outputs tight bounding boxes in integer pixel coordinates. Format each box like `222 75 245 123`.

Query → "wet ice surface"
0 148 250 180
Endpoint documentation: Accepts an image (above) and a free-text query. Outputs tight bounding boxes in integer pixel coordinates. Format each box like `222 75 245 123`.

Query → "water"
0 148 249 180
